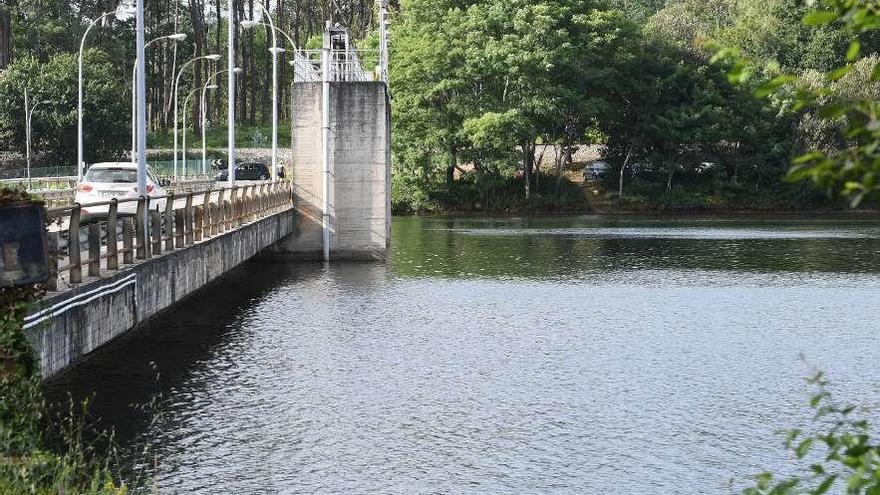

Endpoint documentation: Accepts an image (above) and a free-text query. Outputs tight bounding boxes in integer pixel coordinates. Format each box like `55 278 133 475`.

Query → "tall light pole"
241 3 281 181
131 33 187 165
135 0 147 201
378 0 390 84
181 88 199 176
243 18 301 182
77 10 116 182
201 84 218 175
174 53 221 177
201 67 241 175
25 91 51 182
322 23 331 262
227 0 236 187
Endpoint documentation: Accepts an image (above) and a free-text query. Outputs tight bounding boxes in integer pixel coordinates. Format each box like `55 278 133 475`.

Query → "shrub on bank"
392 170 591 215
0 190 126 494
608 178 839 212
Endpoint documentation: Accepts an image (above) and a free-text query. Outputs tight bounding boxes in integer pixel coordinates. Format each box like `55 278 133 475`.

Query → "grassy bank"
391 168 846 216
596 179 844 213
0 190 125 494
0 286 125 495
148 124 284 150
392 171 592 215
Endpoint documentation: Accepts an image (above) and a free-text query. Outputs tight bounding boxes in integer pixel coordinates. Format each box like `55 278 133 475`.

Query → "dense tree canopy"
389 0 880 213
0 0 380 164
0 51 130 165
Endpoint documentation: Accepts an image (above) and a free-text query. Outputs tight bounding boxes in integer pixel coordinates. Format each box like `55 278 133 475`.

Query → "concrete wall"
24 208 295 379
272 82 390 260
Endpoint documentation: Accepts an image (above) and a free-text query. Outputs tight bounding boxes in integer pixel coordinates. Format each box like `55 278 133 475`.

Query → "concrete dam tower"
276 23 391 260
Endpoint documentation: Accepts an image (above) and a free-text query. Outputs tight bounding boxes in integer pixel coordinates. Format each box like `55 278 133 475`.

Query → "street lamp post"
173 53 221 177
200 68 241 176
135 0 147 204
77 10 116 182
24 91 51 182
227 0 236 187
130 33 187 165
201 83 219 174
242 4 281 181
181 89 197 177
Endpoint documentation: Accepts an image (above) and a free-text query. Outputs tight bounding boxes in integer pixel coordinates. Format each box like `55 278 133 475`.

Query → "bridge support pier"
269 81 391 260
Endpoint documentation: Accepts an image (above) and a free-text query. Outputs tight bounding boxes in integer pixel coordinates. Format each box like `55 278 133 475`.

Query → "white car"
75 162 167 216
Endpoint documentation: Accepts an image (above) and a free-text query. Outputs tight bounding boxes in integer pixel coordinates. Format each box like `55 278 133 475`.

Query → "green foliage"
148 124 279 149
0 192 126 493
0 283 125 494
391 0 639 208
0 50 130 166
390 0 836 212
392 169 590 214
744 372 880 495
715 0 880 207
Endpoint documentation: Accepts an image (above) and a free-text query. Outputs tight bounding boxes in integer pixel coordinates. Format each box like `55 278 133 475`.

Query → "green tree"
0 50 130 166
392 0 638 202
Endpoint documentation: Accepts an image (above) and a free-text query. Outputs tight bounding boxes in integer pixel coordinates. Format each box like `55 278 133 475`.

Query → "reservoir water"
46 215 880 494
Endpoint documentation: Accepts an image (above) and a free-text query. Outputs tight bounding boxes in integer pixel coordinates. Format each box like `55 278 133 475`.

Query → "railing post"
243 186 250 222
231 186 239 227
135 196 147 259
122 217 134 265
217 189 226 234
202 190 211 239
165 192 175 251
241 186 247 222
151 210 162 255
175 209 185 248
255 184 261 217
107 199 118 270
87 222 100 278
194 206 203 242
69 204 82 284
46 232 59 291
185 193 194 245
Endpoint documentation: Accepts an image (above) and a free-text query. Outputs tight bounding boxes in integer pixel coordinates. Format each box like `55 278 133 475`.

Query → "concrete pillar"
274 81 390 260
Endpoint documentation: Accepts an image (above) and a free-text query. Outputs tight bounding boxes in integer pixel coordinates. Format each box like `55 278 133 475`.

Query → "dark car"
215 162 285 181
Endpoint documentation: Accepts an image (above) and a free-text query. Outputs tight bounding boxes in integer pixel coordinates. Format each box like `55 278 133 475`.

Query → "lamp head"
240 20 259 29
40 100 51 104
269 47 286 54
169 33 187 41
206 54 222 61
233 67 243 74
206 85 219 90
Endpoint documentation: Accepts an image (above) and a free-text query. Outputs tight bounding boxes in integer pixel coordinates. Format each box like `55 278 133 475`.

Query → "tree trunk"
262 18 271 122
189 0 208 133
0 1 14 70
446 146 457 184
248 0 256 125
214 0 222 124
163 0 180 126
619 143 633 197
555 145 564 198
522 143 534 199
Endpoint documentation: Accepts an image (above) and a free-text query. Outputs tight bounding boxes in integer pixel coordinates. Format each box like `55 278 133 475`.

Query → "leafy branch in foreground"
745 372 879 495
718 0 880 207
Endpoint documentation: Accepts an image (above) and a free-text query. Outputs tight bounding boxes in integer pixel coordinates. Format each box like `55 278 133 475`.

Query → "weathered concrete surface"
24 207 295 379
272 82 390 260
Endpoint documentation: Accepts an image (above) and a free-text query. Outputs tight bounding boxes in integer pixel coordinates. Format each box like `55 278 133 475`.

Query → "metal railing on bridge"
0 174 220 208
44 181 293 291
